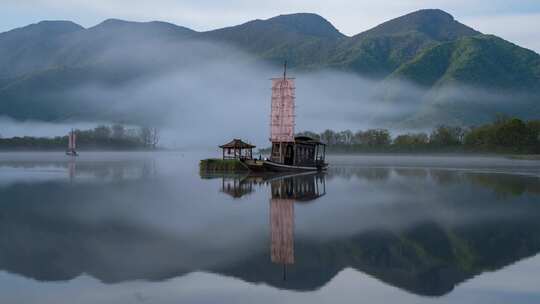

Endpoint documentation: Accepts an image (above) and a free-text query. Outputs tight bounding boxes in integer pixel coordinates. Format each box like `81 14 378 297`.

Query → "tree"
112 123 126 139
493 118 535 148
94 125 111 140
394 133 429 147
320 129 337 145
139 126 160 149
430 125 463 147
362 129 391 147
150 128 160 149
296 131 320 141
338 130 353 145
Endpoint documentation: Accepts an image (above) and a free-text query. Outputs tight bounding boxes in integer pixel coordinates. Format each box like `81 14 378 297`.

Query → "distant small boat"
66 129 78 157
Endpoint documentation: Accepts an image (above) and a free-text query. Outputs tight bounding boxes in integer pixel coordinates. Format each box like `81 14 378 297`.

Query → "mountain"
0 21 84 78
0 9 538 126
386 35 540 125
326 9 481 77
355 9 480 41
200 13 345 67
392 35 540 89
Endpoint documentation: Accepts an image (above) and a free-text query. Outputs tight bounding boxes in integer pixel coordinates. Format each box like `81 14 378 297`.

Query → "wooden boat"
264 136 327 172
241 159 266 172
263 160 327 172
264 63 328 172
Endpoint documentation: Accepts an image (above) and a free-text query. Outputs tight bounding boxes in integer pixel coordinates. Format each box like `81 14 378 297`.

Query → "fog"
0 117 102 138
52 39 430 148
2 34 534 148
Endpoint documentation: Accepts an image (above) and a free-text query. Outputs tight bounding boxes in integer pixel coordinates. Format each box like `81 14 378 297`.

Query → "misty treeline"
0 124 160 150
298 117 540 154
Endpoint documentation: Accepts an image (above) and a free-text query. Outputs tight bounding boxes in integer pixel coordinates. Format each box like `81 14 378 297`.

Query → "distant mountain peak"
88 18 195 36
356 8 480 41
35 20 84 29
206 12 344 40
1 20 84 36
265 13 345 39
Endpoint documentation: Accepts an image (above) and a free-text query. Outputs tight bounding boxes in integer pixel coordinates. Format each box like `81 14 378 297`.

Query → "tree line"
298 117 540 154
0 124 160 150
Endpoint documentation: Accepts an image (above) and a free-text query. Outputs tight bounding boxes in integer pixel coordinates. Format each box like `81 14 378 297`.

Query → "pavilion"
219 139 256 160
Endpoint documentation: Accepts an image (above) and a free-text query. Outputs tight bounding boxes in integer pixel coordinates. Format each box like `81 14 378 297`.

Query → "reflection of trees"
430 169 464 185
328 166 540 197
467 173 540 197
394 168 428 179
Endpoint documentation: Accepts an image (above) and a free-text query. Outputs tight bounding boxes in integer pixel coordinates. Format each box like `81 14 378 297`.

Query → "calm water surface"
0 152 539 303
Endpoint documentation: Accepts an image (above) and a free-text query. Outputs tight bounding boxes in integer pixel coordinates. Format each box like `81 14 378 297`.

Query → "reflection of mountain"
0 166 539 297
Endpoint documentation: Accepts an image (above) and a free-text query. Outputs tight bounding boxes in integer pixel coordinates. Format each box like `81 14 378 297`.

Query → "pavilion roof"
219 138 256 149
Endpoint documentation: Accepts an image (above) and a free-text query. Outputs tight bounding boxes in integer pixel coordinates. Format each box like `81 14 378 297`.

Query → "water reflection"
269 173 326 280
0 154 539 300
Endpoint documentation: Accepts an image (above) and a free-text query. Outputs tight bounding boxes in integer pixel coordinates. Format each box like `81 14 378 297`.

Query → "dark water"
0 152 539 303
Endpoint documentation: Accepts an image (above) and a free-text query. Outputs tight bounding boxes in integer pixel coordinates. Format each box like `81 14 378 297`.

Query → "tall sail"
68 131 73 150
71 131 76 150
68 130 76 151
270 64 295 143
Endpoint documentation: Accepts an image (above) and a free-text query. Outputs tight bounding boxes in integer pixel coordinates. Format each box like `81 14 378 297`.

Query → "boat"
65 129 78 156
216 62 328 173
263 62 327 172
263 136 327 172
241 159 266 172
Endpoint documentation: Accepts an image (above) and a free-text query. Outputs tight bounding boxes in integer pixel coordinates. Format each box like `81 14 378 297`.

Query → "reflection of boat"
268 172 326 280
65 129 78 156
204 171 327 201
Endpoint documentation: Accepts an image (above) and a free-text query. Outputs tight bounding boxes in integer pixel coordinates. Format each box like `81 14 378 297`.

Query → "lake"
0 152 539 303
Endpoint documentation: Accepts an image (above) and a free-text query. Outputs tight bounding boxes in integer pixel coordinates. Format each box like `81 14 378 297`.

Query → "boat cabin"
220 139 255 160
270 136 326 167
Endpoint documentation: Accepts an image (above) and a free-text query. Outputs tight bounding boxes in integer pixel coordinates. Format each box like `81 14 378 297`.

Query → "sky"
1 0 540 53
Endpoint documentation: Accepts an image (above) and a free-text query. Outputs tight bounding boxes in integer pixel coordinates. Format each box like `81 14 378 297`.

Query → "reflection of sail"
270 198 295 265
269 173 326 279
68 160 76 182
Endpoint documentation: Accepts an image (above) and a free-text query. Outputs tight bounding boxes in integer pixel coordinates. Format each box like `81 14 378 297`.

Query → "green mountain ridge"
0 9 538 126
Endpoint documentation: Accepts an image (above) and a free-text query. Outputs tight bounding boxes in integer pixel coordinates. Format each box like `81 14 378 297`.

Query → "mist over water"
0 117 103 138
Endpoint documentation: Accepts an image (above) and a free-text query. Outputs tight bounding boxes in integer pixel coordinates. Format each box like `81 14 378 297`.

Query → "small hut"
219 139 256 160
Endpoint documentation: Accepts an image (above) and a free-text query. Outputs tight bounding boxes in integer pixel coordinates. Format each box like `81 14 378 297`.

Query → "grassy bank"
199 159 249 172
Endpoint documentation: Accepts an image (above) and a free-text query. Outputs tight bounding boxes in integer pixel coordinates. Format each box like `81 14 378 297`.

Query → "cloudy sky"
2 0 540 53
